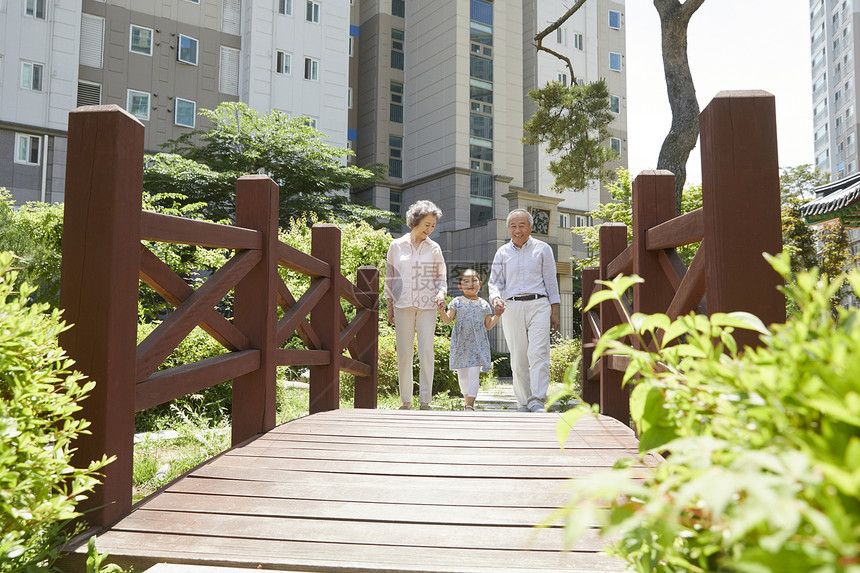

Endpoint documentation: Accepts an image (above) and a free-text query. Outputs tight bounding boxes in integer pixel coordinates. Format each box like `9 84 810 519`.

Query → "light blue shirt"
488 236 561 305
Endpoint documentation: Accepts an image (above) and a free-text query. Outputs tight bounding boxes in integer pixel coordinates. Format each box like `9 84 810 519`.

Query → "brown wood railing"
58 105 379 527
581 91 785 426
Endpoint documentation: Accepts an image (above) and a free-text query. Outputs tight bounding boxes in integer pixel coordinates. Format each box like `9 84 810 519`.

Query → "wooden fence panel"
59 105 143 525
598 223 629 423
309 225 342 413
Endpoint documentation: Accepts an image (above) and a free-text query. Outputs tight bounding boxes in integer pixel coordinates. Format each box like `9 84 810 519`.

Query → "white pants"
501 298 551 408
394 306 436 404
456 366 481 398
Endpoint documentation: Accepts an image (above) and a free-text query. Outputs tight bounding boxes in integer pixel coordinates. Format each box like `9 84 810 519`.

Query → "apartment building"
810 0 858 179
349 0 627 341
0 0 350 205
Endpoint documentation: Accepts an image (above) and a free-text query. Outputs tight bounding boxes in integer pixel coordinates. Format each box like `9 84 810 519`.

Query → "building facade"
810 0 859 180
0 0 350 205
349 0 627 342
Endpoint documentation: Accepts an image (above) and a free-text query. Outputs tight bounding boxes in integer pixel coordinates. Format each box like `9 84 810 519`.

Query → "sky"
625 1 813 186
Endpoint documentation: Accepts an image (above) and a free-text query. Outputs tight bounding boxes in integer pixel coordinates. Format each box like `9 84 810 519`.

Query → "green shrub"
549 337 581 389
134 323 230 432
0 252 112 571
558 255 860 572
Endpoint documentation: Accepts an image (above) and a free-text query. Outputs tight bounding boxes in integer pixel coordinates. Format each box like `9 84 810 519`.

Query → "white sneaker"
528 402 547 413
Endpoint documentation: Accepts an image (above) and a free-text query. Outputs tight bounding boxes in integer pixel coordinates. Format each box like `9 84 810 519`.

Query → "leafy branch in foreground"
553 252 860 571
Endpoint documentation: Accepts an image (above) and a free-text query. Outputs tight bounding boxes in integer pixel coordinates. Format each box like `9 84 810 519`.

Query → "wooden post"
310 224 342 413
632 170 677 349
598 223 629 424
353 266 379 408
232 175 279 445
59 105 143 526
699 90 785 347
580 266 599 406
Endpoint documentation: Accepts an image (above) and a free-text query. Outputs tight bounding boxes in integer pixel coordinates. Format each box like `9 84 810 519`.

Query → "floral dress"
448 296 493 371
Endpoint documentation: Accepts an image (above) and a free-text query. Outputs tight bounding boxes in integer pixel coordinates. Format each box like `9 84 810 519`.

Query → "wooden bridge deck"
61 409 653 572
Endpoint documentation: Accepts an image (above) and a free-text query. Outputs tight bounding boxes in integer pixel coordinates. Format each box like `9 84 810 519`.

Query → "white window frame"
127 89 151 121
183 0 200 3
15 133 41 165
219 45 240 95
349 36 354 57
556 27 566 46
557 72 568 86
610 95 620 114
608 10 621 30
130 24 154 56
610 137 622 154
348 87 353 109
276 51 292 74
305 117 318 128
20 61 43 91
573 33 583 51
609 52 622 72
278 0 293 16
175 98 196 128
306 0 320 23
304 57 319 80
178 34 199 65
559 213 570 228
77 80 102 107
25 0 45 19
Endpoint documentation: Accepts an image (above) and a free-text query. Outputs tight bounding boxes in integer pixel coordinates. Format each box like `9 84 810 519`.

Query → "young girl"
438 269 503 411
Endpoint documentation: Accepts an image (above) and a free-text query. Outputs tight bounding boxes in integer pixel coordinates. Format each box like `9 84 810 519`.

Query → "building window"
175 98 196 127
278 0 292 15
609 10 621 29
130 25 153 56
390 81 403 123
306 1 319 22
609 52 622 71
349 36 354 57
389 135 403 178
559 213 570 228
15 134 41 165
80 14 104 68
77 81 102 107
470 54 492 81
849 132 857 155
25 0 45 19
557 73 568 86
178 35 199 65
391 28 404 70
276 51 291 74
21 62 43 91
219 46 240 95
556 27 566 46
390 191 402 214
392 0 405 18
222 0 241 34
573 33 583 50
304 57 319 80
348 87 353 108
127 89 150 121
610 137 622 154
610 95 620 114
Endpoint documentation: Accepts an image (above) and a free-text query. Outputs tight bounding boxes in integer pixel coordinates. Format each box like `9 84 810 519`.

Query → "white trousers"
500 298 551 408
456 366 481 398
394 307 436 404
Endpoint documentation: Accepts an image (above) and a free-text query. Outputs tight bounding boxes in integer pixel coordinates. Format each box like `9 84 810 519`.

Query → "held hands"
492 297 506 316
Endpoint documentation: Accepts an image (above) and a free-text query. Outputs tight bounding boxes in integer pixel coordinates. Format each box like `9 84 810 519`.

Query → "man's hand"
493 297 506 316
550 304 560 332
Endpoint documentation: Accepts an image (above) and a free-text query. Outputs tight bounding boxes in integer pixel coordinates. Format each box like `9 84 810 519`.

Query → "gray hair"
406 200 443 228
506 208 533 227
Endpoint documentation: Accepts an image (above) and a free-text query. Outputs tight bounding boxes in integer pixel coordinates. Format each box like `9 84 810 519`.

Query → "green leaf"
556 407 589 451
583 288 620 312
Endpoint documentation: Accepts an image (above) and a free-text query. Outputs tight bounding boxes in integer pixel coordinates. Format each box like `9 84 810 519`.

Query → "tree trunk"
654 0 705 211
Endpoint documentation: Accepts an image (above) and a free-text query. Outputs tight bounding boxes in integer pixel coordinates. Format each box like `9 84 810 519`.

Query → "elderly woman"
384 200 447 410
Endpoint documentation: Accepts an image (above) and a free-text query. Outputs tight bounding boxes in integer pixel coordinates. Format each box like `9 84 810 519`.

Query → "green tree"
0 189 64 308
522 80 618 192
781 197 818 277
151 102 390 227
779 163 829 204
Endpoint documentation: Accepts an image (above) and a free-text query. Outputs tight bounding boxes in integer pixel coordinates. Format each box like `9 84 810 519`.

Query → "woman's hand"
386 301 395 325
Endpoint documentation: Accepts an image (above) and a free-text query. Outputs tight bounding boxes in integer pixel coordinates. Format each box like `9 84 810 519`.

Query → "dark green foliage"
523 80 618 192
779 164 828 204
152 102 391 228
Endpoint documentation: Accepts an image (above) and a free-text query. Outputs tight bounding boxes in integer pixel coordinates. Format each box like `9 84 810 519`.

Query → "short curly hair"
405 200 443 228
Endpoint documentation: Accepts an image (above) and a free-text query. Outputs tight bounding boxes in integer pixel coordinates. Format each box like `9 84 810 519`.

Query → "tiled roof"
801 172 860 217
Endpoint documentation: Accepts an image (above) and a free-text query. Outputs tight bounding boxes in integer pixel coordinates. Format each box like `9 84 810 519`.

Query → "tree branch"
533 0 589 82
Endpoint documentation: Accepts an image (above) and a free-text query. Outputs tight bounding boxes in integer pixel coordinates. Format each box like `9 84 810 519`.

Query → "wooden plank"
645 207 703 250
339 307 372 350
338 271 374 310
340 356 371 377
135 351 260 412
135 249 262 383
352 266 380 408
276 276 328 347
140 211 261 250
605 243 632 279
309 224 342 413
666 242 707 320
598 223 630 425
275 348 330 366
60 105 143 525
139 245 249 351
278 240 330 279
656 248 686 291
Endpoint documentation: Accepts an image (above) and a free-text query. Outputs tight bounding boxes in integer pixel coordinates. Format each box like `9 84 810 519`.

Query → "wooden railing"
58 105 379 527
581 91 785 425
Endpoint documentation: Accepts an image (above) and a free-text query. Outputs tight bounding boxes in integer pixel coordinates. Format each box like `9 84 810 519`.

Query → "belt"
507 294 546 302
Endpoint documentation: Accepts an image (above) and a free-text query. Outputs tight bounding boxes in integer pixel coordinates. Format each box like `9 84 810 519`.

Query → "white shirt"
383 234 447 309
487 236 561 305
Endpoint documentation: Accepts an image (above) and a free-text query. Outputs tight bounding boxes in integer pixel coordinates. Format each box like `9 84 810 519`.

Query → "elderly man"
488 209 560 413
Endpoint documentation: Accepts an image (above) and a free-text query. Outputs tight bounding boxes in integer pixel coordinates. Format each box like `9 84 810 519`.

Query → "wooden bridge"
57 90 782 572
